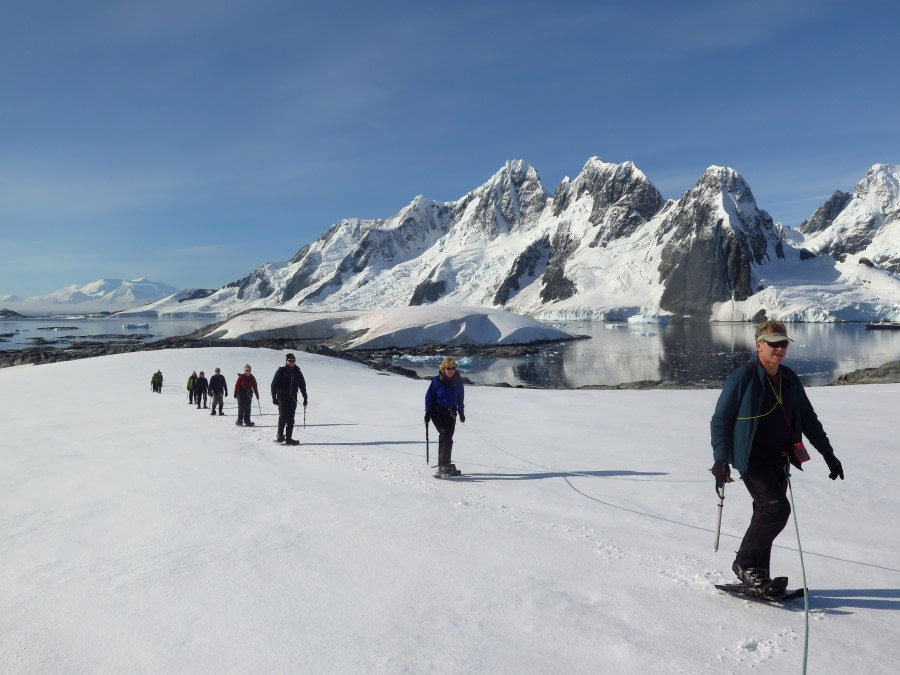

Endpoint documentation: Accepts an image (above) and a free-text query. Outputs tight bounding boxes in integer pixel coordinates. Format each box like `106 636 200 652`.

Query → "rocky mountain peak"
656 165 782 319
855 163 900 215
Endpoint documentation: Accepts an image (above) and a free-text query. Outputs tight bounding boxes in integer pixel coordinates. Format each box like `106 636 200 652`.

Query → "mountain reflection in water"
395 322 900 388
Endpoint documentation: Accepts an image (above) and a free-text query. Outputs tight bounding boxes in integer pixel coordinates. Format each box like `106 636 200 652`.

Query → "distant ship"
122 322 151 329
865 321 900 330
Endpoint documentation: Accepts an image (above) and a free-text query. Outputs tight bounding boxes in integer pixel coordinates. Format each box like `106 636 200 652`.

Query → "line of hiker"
163 353 308 445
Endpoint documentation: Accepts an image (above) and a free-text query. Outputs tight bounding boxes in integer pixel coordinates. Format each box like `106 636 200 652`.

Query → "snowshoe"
715 576 805 603
285 438 299 446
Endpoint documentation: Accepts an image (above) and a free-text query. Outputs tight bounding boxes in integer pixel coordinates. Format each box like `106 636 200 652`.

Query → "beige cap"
757 333 793 343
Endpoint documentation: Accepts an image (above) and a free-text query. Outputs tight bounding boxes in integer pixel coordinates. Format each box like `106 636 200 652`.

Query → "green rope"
737 371 782 420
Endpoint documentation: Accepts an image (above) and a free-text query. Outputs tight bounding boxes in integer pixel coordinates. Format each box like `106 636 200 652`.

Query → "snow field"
1 347 899 673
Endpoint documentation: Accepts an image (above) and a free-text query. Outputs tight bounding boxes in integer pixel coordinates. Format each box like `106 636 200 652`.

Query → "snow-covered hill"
5 278 179 314
2 348 898 672
204 306 578 349
127 161 900 322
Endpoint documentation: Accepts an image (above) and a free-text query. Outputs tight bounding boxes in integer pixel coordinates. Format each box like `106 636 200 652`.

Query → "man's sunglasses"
763 340 789 349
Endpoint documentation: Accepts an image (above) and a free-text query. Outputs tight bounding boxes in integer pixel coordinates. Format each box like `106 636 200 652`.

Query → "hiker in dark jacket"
233 365 259 427
194 371 209 409
710 320 843 590
425 356 466 478
270 353 308 445
208 367 227 416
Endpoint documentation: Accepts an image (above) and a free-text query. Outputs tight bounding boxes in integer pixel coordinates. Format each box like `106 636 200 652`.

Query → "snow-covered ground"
2 348 898 673
206 306 578 348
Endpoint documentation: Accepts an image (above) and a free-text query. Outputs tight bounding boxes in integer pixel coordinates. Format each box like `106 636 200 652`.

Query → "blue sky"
1 0 898 297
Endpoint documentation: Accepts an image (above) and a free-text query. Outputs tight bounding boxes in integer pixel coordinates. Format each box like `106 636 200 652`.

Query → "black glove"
710 460 732 490
273 398 278 406
424 412 431 424
458 411 466 423
824 453 844 480
303 397 308 407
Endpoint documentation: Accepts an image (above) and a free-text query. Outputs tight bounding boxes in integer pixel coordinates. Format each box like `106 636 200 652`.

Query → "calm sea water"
0 317 205 350
393 322 900 388
4 317 899 388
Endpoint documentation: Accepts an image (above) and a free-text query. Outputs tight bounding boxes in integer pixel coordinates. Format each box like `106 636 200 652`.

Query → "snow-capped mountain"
128 160 900 322
799 164 900 272
5 278 180 314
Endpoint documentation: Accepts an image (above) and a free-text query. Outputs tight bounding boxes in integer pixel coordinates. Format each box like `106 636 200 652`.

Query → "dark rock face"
657 168 780 319
540 222 578 303
409 279 447 305
177 289 216 303
798 191 852 235
236 269 276 301
493 235 550 305
838 216 878 255
282 250 323 303
658 220 753 319
876 255 900 273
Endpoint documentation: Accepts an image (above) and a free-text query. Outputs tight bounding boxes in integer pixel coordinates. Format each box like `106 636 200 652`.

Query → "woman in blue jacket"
425 357 466 478
710 321 844 590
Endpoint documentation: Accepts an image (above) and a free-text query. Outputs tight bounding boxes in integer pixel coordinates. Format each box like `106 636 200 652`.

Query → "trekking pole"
714 484 725 552
257 396 262 416
425 420 430 465
303 403 307 429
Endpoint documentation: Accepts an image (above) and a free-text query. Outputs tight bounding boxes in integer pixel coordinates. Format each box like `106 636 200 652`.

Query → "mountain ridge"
111 160 900 323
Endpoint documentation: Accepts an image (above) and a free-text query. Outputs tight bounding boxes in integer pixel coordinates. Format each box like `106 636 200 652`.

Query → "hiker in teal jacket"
710 320 843 589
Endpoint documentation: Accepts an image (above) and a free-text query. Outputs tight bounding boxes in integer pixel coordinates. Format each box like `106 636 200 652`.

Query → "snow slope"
206 306 578 349
1 349 898 673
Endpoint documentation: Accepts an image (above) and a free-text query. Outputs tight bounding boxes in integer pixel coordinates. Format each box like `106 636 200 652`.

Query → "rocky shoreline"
2 334 899 389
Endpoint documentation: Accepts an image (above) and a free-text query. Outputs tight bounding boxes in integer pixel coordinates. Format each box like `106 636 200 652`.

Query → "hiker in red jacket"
233 364 260 427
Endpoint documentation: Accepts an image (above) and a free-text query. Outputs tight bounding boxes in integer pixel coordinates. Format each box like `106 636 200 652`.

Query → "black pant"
237 394 254 425
196 391 207 408
277 398 298 439
430 409 456 467
736 464 791 572
211 392 224 414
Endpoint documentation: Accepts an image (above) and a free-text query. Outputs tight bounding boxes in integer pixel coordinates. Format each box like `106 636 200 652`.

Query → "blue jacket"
425 371 465 416
710 358 833 472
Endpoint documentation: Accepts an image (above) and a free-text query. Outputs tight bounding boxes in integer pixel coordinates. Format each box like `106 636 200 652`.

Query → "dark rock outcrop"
798 190 852 235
